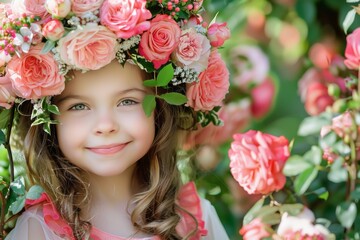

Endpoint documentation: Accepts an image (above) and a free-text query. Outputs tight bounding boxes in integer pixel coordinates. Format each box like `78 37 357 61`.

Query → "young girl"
1 0 231 239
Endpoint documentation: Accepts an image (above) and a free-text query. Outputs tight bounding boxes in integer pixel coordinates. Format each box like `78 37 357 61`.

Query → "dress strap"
25 192 75 239
176 182 208 239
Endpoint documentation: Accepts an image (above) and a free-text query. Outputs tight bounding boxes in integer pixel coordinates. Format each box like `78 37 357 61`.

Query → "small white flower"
13 27 33 53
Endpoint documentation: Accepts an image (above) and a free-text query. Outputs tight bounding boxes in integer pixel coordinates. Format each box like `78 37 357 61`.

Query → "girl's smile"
86 142 129 155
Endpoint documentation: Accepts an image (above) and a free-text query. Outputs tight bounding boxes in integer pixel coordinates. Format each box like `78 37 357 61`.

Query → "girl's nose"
94 111 119 135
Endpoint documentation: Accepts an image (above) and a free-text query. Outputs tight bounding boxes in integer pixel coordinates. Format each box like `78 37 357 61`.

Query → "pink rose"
71 0 103 16
139 14 181 69
251 77 275 119
229 130 290 195
45 0 71 18
100 0 151 39
277 210 332 239
207 22 230 47
231 45 269 90
57 25 118 70
172 28 211 73
344 27 360 70
331 111 356 140
186 50 229 111
42 19 65 41
0 72 16 109
7 44 65 99
11 0 50 22
239 218 271 240
304 82 334 116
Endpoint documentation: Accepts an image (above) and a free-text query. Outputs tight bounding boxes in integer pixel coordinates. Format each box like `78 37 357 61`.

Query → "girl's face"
54 61 155 177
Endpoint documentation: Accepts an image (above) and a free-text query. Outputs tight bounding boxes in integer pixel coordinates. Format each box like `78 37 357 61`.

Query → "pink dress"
6 182 229 240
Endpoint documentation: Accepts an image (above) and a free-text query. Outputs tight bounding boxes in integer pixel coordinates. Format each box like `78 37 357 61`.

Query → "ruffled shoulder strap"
176 182 208 240
25 192 75 239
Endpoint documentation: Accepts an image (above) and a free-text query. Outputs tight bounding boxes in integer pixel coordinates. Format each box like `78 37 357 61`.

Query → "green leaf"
156 64 174 87
294 167 318 195
9 195 26 214
256 205 280 219
0 109 10 130
159 92 187 105
347 0 360 3
343 9 356 34
283 155 312 176
243 198 264 225
333 140 351 156
142 95 156 117
319 131 337 149
304 146 323 165
47 104 60 115
26 185 44 200
336 202 357 228
298 115 332 137
312 187 329 200
0 130 5 145
328 157 348 183
261 213 281 225
10 177 25 195
143 79 158 87
350 187 360 201
280 203 304 216
40 40 56 54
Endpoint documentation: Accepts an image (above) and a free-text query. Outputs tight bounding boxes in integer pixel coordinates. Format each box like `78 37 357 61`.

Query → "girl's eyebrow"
55 88 148 104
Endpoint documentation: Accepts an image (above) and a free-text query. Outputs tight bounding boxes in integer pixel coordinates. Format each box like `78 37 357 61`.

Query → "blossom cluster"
0 0 231 129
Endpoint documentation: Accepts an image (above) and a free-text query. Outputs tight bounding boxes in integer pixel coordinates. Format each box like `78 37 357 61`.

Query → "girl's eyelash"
68 103 89 111
118 99 139 106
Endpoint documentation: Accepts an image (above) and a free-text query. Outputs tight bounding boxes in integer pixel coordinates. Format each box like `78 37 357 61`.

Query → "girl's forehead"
64 61 147 94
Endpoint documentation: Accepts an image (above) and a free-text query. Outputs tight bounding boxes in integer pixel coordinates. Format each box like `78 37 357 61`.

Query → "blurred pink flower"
231 45 269 90
277 209 332 239
331 112 356 140
239 218 271 240
100 0 151 39
304 82 334 116
0 72 16 109
183 99 251 148
195 145 221 171
250 77 275 119
344 27 360 70
309 39 337 69
7 44 65 99
278 23 301 50
323 148 338 164
229 130 290 195
207 22 230 47
186 50 229 111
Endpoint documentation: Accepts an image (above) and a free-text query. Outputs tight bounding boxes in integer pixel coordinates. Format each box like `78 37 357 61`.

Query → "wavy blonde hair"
18 96 198 239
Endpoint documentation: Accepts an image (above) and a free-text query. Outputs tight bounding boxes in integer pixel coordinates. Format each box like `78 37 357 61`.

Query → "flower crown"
0 0 230 133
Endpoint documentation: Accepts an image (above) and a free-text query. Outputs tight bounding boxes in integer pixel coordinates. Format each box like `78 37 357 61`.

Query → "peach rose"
11 0 50 22
42 19 65 41
57 25 118 70
100 0 151 39
172 28 211 73
7 44 65 99
231 45 269 90
0 72 16 109
239 218 271 240
71 0 103 16
344 27 360 70
207 22 230 47
186 50 229 111
304 82 334 116
251 77 275 119
229 130 290 195
139 14 181 69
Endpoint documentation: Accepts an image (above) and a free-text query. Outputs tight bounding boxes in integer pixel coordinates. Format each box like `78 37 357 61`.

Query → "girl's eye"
118 99 138 106
69 104 89 111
